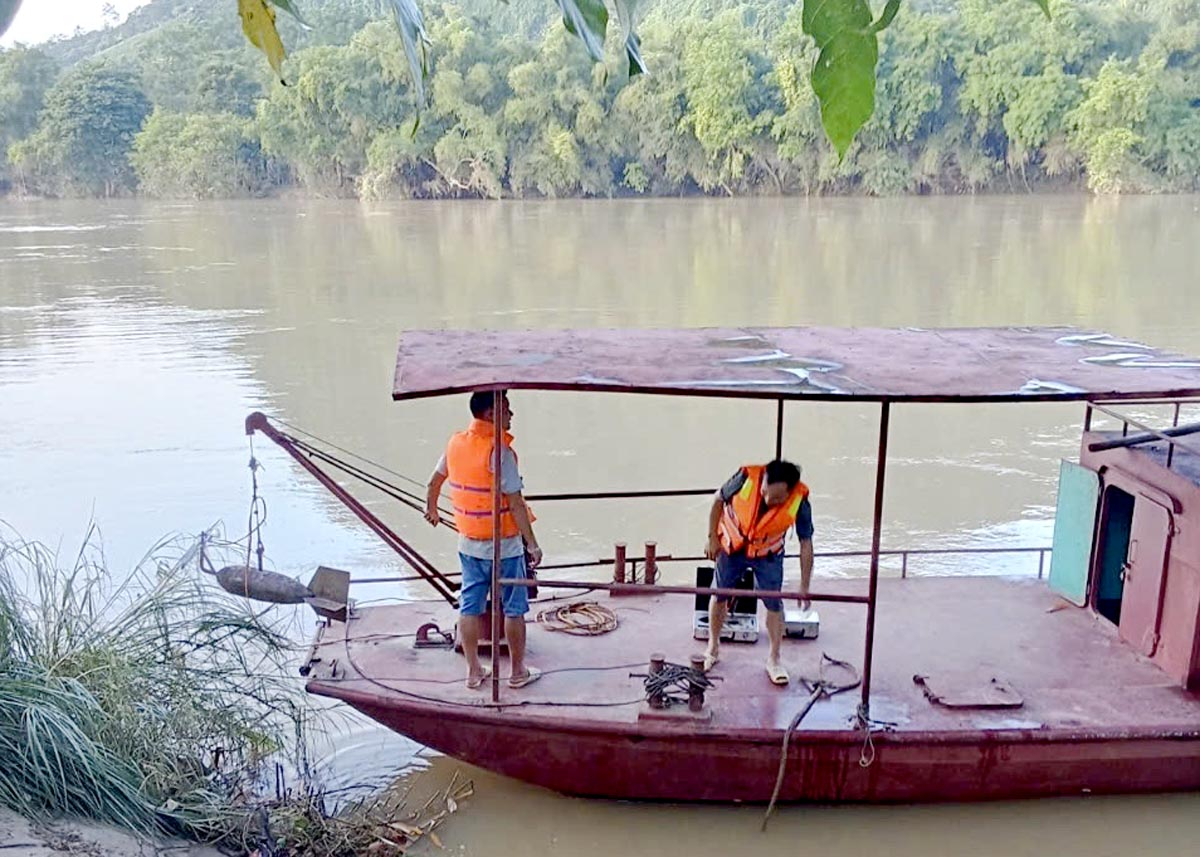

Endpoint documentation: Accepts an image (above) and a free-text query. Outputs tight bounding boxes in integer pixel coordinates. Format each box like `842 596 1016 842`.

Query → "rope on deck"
535 601 618 635
762 653 862 831
630 660 719 707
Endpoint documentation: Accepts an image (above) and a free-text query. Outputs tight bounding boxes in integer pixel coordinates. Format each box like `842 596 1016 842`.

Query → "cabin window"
1095 486 1135 625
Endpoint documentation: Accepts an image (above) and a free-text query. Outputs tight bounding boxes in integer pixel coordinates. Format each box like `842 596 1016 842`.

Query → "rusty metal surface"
308 575 1200 734
344 699 1200 802
305 575 1200 801
392 327 1200 402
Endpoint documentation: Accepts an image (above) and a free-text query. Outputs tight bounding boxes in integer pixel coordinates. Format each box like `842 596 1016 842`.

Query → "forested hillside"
1 0 1197 198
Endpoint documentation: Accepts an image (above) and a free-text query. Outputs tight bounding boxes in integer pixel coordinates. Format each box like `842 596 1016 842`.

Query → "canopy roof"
392 326 1200 403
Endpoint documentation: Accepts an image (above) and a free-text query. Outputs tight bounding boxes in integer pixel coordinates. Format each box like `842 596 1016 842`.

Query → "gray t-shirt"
435 448 526 559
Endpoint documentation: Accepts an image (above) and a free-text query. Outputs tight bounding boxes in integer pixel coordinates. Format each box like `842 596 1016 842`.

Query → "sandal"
465 666 492 690
766 661 790 686
508 667 542 689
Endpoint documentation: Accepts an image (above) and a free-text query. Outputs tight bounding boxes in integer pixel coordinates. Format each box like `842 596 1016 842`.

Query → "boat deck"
306 574 1200 736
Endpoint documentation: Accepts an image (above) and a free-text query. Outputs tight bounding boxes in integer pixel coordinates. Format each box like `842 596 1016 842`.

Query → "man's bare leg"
461 614 485 684
506 616 527 680
705 596 729 671
765 609 788 684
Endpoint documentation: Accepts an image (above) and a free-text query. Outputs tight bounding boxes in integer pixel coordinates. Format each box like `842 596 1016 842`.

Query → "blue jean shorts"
458 554 529 618
715 551 785 612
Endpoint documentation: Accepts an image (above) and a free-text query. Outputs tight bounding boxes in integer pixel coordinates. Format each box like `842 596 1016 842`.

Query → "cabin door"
1118 497 1173 657
1048 460 1100 606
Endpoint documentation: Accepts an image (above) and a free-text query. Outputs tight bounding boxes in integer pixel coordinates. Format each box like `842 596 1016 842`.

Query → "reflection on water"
3 196 1200 851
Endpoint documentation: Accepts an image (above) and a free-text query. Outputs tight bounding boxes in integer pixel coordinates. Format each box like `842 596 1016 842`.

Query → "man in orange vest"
703 459 813 686
425 391 543 690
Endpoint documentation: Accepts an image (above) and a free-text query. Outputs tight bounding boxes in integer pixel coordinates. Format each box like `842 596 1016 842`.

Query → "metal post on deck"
1169 401 1182 468
859 401 891 725
775 399 785 460
490 388 504 704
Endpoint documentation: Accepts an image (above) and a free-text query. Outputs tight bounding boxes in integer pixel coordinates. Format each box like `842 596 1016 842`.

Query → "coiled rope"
535 601 618 635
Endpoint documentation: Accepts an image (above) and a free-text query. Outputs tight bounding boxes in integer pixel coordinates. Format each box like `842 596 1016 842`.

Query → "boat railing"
351 544 1054 585
1086 397 1200 471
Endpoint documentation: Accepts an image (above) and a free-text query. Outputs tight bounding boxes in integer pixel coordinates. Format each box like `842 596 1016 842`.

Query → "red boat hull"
338 695 1200 802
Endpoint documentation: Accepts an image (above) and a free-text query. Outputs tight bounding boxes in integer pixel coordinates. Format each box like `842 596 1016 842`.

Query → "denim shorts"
715 551 785 612
458 553 529 618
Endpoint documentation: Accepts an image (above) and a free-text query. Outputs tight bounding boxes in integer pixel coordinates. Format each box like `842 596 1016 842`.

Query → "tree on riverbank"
2 0 1198 198
0 46 57 187
8 66 150 196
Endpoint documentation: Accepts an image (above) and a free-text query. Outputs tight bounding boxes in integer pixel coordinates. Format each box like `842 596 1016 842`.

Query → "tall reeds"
0 524 309 841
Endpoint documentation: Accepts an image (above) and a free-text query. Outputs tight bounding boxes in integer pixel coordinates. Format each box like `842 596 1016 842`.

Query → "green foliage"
802 0 886 160
681 11 775 190
9 65 151 196
194 59 264 117
131 110 270 197
256 21 414 193
502 28 616 197
0 47 57 185
6 0 1200 198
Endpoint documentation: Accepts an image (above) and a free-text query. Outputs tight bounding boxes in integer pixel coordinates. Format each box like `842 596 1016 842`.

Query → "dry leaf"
238 0 286 83
389 821 424 837
429 831 445 849
446 796 458 813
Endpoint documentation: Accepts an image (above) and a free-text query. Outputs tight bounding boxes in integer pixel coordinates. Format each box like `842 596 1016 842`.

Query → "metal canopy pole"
775 399 785 459
491 388 504 704
859 401 891 722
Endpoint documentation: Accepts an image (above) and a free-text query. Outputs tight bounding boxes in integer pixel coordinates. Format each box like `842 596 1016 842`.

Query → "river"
2 195 1199 853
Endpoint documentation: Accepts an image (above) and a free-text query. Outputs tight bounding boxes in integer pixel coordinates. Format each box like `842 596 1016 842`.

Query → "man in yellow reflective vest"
425 391 543 690
703 459 814 686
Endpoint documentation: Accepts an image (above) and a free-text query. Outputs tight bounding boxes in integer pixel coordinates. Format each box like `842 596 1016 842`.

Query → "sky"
2 0 151 48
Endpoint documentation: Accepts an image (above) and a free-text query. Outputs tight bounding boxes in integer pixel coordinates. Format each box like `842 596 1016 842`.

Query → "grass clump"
0 524 308 845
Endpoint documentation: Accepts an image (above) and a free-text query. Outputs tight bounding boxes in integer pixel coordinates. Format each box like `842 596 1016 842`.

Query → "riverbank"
0 809 224 857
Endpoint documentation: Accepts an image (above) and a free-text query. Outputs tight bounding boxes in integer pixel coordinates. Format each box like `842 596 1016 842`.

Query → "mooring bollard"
649 652 666 709
614 542 627 584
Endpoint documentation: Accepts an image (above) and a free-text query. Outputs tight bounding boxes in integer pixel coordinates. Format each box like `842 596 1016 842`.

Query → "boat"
242 326 1200 803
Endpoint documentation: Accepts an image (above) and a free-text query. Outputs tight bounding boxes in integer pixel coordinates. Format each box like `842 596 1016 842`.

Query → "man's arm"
705 492 724 560
424 469 446 526
798 538 814 610
795 496 814 610
506 492 541 568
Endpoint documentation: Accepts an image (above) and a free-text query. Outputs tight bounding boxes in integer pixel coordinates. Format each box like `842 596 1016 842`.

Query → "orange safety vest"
445 419 529 540
718 464 809 558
